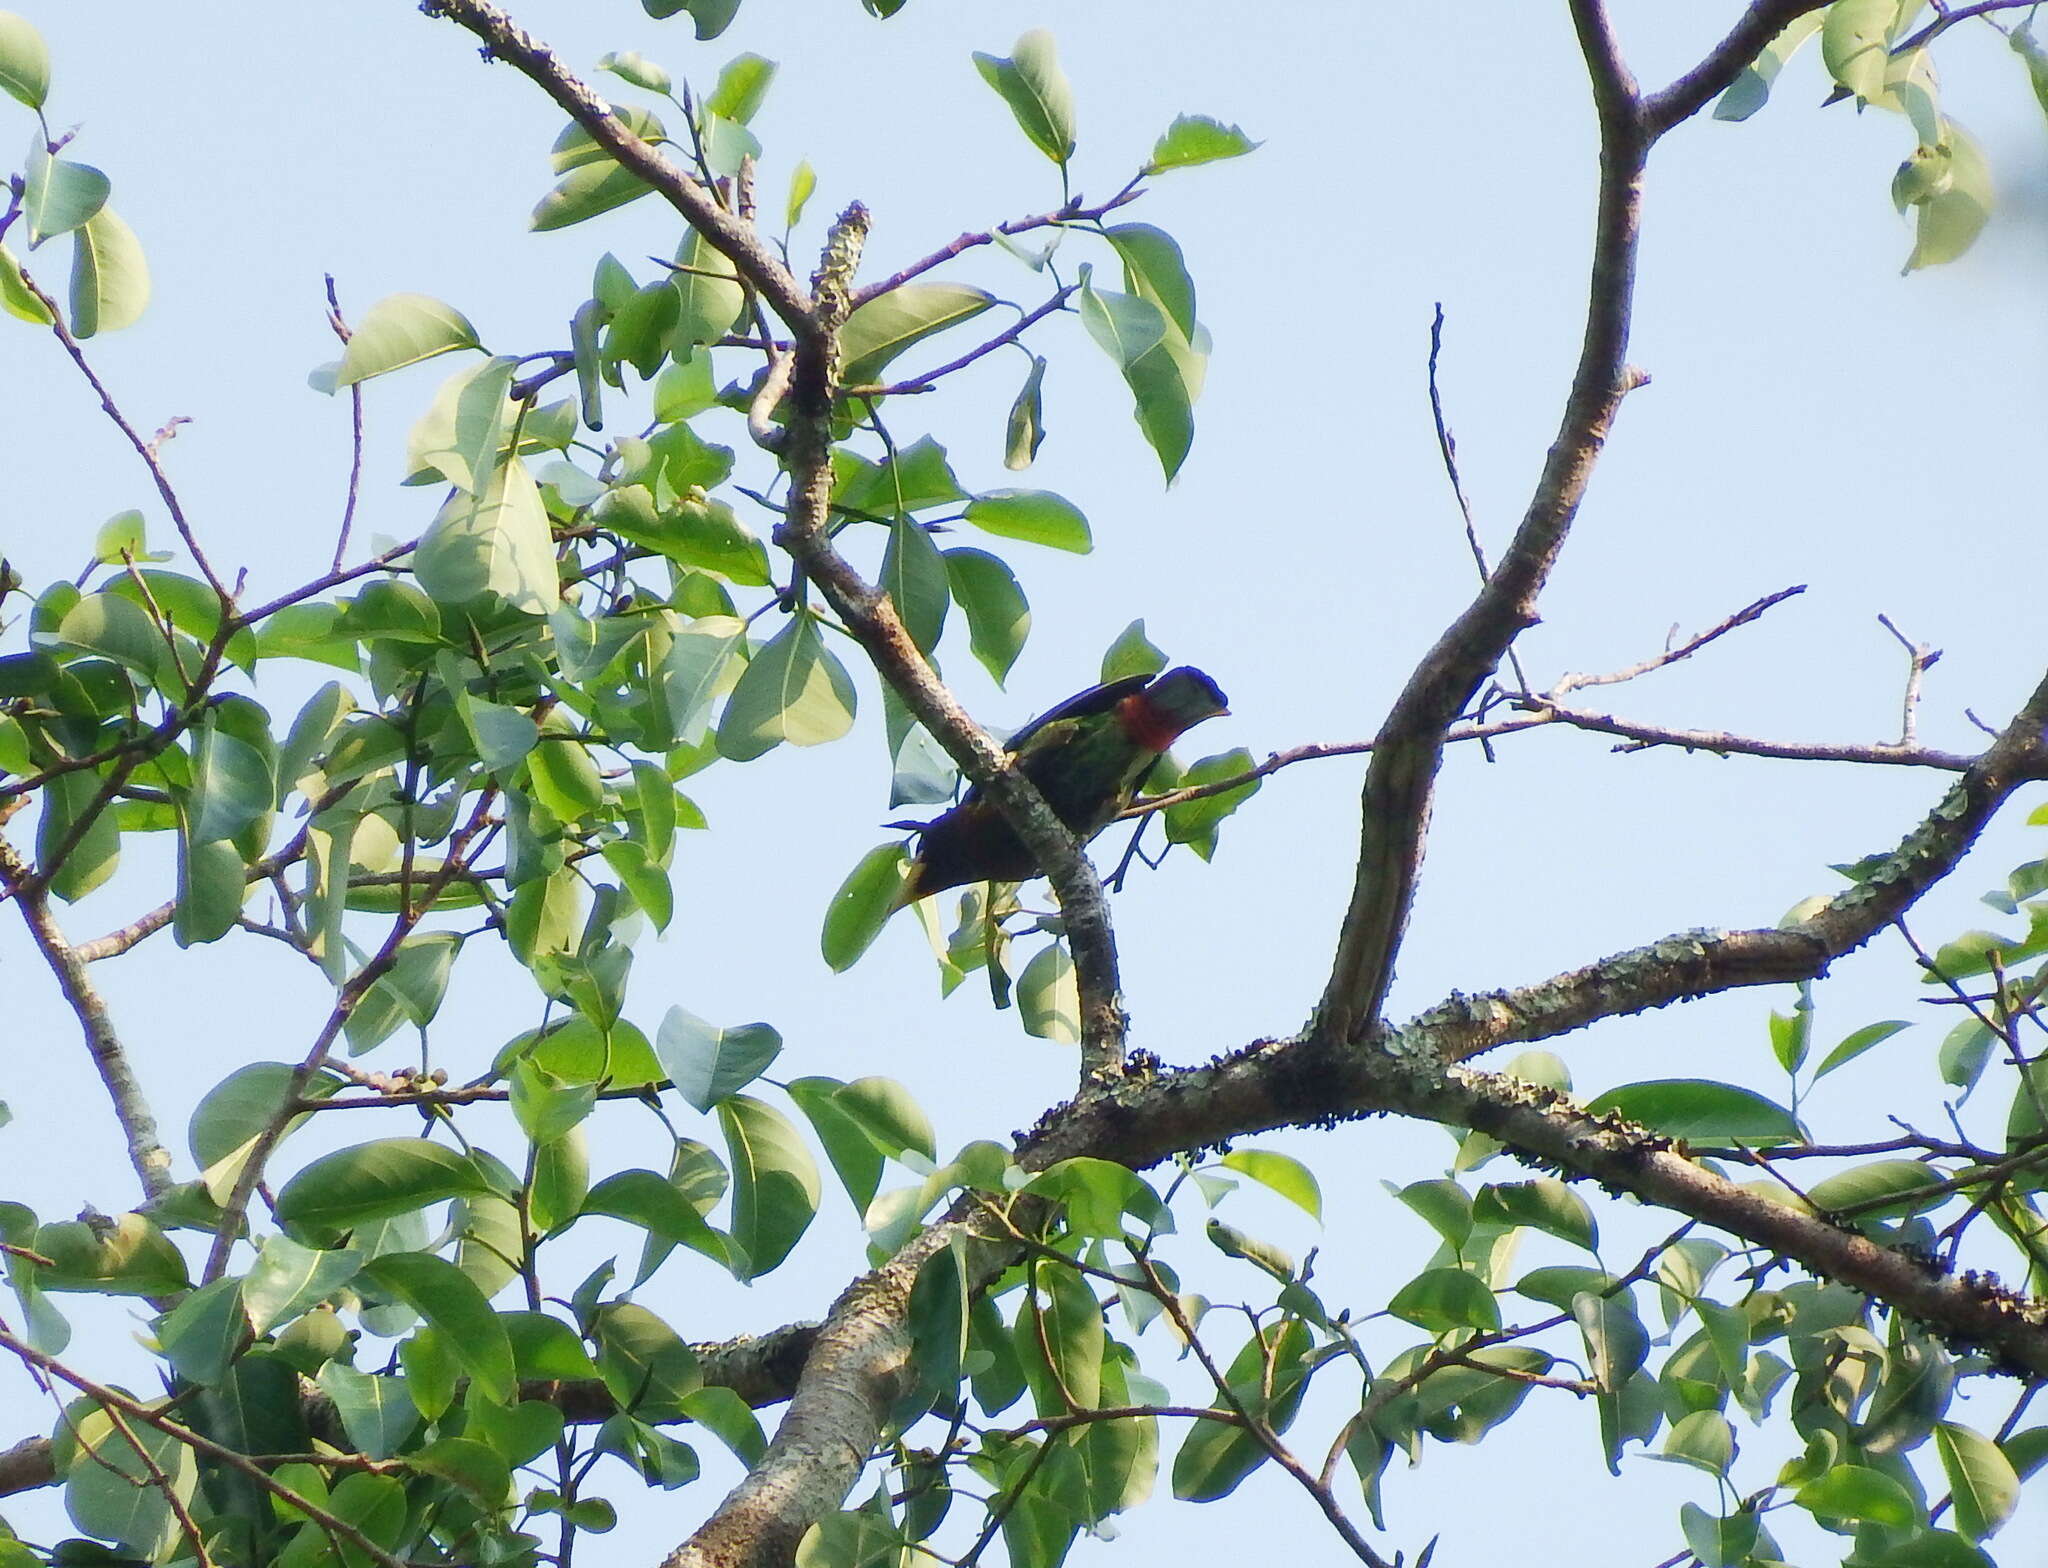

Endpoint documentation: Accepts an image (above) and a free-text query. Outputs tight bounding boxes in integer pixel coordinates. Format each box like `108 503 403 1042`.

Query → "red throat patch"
1115 691 1189 752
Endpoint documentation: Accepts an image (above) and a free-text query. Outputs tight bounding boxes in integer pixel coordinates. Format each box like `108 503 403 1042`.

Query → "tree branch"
1314 0 1648 1046
420 0 814 333
1641 0 1834 138
0 834 173 1199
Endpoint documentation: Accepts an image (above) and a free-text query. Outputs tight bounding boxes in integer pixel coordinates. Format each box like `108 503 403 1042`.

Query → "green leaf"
1715 11 1825 121
58 589 163 675
410 1435 511 1506
1161 747 1260 858
1662 1410 1736 1476
1806 1159 1948 1220
835 436 967 517
24 146 108 244
707 52 776 123
882 514 949 654
92 509 149 565
1905 120 1992 273
943 548 1030 685
1028 1159 1171 1238
822 842 910 970
1388 1267 1500 1333
174 831 244 947
60 1399 195 1556
1105 223 1196 338
1814 1018 1912 1080
971 30 1076 166
552 104 667 173
797 1512 909 1568
38 768 120 902
157 1278 248 1386
1679 1501 1760 1567
315 1363 421 1461
190 1062 327 1204
1171 1320 1311 1501
1583 1078 1802 1144
715 614 857 760
1573 1289 1650 1390
406 355 519 491
274 1139 494 1230
1145 113 1259 173
188 719 273 845
243 1236 363 1337
963 488 1091 553
414 457 561 614
718 1095 821 1280
1079 272 1199 480
1100 617 1167 681
785 158 816 231
533 159 655 230
357 1252 516 1403
1219 1150 1321 1220
525 713 605 823
0 241 55 323
34 1213 189 1296
0 13 50 109
582 1168 737 1278
838 282 994 387
1795 1462 1919 1526
335 293 480 385
1473 1178 1597 1251
1935 1421 2019 1541
669 226 746 352
1018 940 1079 1042
69 206 149 338
1822 0 1900 103
1394 1176 1473 1249
595 1300 702 1421
599 49 670 94
1004 353 1048 471
657 1005 783 1112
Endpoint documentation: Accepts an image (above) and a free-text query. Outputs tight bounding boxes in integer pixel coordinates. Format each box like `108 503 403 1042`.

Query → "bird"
896 665 1229 905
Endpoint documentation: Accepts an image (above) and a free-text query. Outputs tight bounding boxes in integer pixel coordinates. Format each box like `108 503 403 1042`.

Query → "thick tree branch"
421 1 1131 1091
1641 1 1834 137
1314 1 1648 1047
0 835 173 1199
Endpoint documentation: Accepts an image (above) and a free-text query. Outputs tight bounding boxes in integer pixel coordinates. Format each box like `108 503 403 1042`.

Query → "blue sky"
4 1 2048 1562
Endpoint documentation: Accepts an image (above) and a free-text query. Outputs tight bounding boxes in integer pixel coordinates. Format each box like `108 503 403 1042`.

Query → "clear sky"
4 2 2048 1563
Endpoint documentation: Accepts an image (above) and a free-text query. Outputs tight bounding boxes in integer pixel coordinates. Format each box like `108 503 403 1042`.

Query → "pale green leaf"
335 293 481 386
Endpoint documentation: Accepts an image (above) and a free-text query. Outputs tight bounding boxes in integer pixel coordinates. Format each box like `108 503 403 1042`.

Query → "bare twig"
9 266 230 605
1550 585 1806 694
323 276 366 572
1876 613 1940 749
1427 303 1531 699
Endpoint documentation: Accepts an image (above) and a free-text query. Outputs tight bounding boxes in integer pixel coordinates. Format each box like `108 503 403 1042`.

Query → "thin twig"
323 276 366 573
1551 585 1806 694
861 286 1077 397
0 1320 410 1568
10 267 230 605
1876 613 1940 749
1427 302 1528 697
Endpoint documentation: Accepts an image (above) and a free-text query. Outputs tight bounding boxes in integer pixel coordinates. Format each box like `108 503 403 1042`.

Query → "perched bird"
897 666 1229 905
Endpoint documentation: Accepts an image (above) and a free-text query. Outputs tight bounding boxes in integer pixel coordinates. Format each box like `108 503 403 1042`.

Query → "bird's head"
1119 666 1229 750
